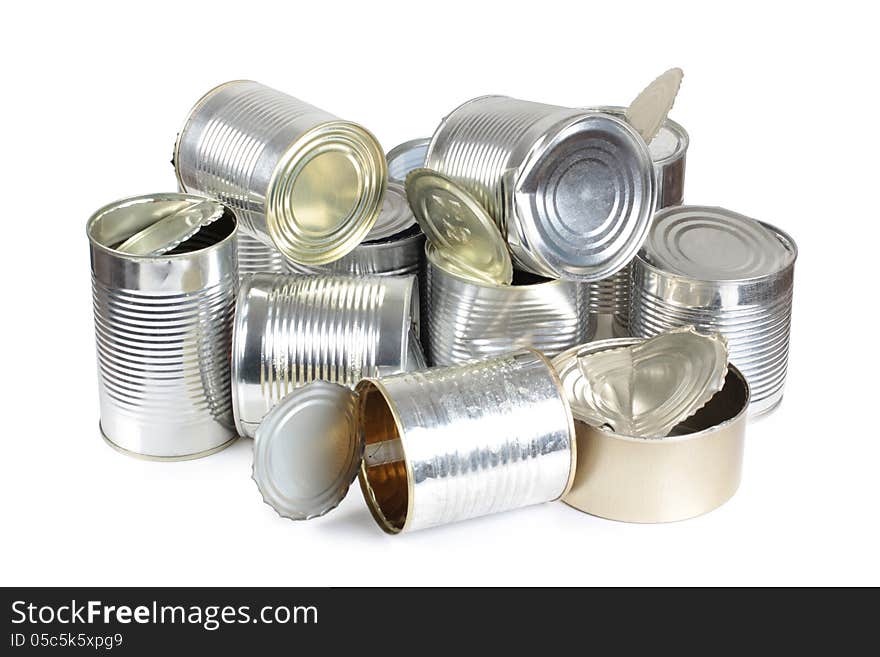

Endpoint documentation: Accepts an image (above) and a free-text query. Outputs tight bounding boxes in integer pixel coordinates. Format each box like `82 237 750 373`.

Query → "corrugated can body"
88 194 238 459
232 273 419 438
427 96 655 281
237 231 287 277
425 246 593 365
356 349 576 533
286 230 425 278
174 80 386 266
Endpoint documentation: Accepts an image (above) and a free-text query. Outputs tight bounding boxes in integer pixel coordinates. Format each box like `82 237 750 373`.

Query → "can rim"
587 105 689 166
425 243 565 290
385 137 431 184
231 274 258 438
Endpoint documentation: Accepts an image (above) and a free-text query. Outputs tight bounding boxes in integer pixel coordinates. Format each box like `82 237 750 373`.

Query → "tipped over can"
174 80 387 267
237 232 287 278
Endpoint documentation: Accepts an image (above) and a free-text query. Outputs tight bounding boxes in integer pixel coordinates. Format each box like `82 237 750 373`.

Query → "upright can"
174 80 386 266
426 96 656 282
87 193 239 459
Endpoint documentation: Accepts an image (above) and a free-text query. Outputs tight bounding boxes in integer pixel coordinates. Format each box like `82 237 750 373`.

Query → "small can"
386 138 430 185
553 338 749 523
237 231 287 278
425 244 594 365
87 193 239 459
426 96 656 282
232 272 420 438
174 80 386 266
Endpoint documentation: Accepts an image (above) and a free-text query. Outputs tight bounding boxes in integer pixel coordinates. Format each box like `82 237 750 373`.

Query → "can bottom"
99 423 239 462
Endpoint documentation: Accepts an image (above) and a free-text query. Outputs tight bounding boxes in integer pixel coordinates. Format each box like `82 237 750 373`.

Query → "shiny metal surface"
576 327 728 437
363 183 417 242
356 349 576 533
236 231 287 278
232 273 419 438
426 96 656 281
386 138 430 185
115 199 225 255
406 168 512 285
553 338 749 523
174 80 386 266
425 244 594 365
87 193 238 459
631 207 797 416
252 381 362 520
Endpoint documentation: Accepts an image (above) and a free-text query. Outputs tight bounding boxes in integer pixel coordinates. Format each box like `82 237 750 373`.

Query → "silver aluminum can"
386 138 430 185
174 80 386 266
87 193 239 460
425 245 593 365
237 231 287 278
356 349 576 533
426 96 656 282
630 207 797 417
232 272 420 438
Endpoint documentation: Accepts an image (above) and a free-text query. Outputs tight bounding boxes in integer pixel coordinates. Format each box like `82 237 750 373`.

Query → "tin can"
425 245 593 365
630 207 797 416
87 193 239 460
553 338 749 523
232 272 420 438
356 349 576 533
426 96 656 282
386 138 430 185
237 231 287 278
174 80 386 266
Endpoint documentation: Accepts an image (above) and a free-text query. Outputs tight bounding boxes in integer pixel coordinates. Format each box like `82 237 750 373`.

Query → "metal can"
425 244 594 365
426 96 656 282
386 138 430 185
232 272 420 438
174 80 386 266
553 338 749 523
630 207 797 416
237 231 287 278
356 349 576 533
87 193 239 459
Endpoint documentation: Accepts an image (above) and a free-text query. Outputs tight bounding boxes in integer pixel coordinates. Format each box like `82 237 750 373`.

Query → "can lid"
643 206 796 280
252 381 363 521
365 183 417 242
114 199 226 255
625 68 684 143
386 138 430 185
405 168 513 285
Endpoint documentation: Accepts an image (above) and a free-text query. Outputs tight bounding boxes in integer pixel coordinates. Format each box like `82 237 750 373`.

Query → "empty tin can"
174 80 386 266
426 96 656 282
386 138 430 185
232 272 420 438
87 193 239 459
425 244 594 365
237 231 287 278
285 184 424 278
630 206 797 416
553 338 749 523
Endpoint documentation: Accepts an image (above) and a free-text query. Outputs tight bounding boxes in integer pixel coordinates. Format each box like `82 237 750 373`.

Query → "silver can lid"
252 381 363 521
642 206 796 280
365 183 418 242
625 68 684 143
512 112 655 282
386 138 430 185
114 199 226 255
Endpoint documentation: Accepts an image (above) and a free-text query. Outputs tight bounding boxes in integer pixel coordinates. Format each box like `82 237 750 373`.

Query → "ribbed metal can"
232 272 420 438
386 138 430 185
87 193 239 460
630 207 797 417
237 231 287 278
425 245 593 365
174 80 386 266
356 349 576 533
426 96 656 282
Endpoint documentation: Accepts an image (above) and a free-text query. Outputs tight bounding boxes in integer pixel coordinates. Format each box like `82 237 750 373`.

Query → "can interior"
669 367 750 436
356 381 409 533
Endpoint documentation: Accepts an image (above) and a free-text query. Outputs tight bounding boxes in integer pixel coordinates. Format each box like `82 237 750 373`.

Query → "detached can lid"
405 168 513 285
252 381 363 521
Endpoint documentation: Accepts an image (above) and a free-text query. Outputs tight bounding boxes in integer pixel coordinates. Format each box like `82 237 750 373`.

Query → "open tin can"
87 193 239 459
251 349 576 532
232 272 420 438
553 338 749 523
174 80 386 267
425 244 594 365
386 138 430 185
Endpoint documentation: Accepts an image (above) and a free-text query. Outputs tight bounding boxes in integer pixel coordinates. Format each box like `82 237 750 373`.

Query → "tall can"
630 206 797 416
237 231 287 278
356 349 576 533
425 245 593 366
174 80 386 266
426 96 656 282
87 193 239 460
232 272 420 438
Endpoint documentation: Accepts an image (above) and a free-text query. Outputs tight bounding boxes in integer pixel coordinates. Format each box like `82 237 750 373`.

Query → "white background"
2 0 877 586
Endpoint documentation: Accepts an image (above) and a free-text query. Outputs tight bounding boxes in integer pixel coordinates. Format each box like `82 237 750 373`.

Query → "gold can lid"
405 168 512 285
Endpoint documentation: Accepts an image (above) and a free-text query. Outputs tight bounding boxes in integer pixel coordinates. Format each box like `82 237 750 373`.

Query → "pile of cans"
87 74 797 533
